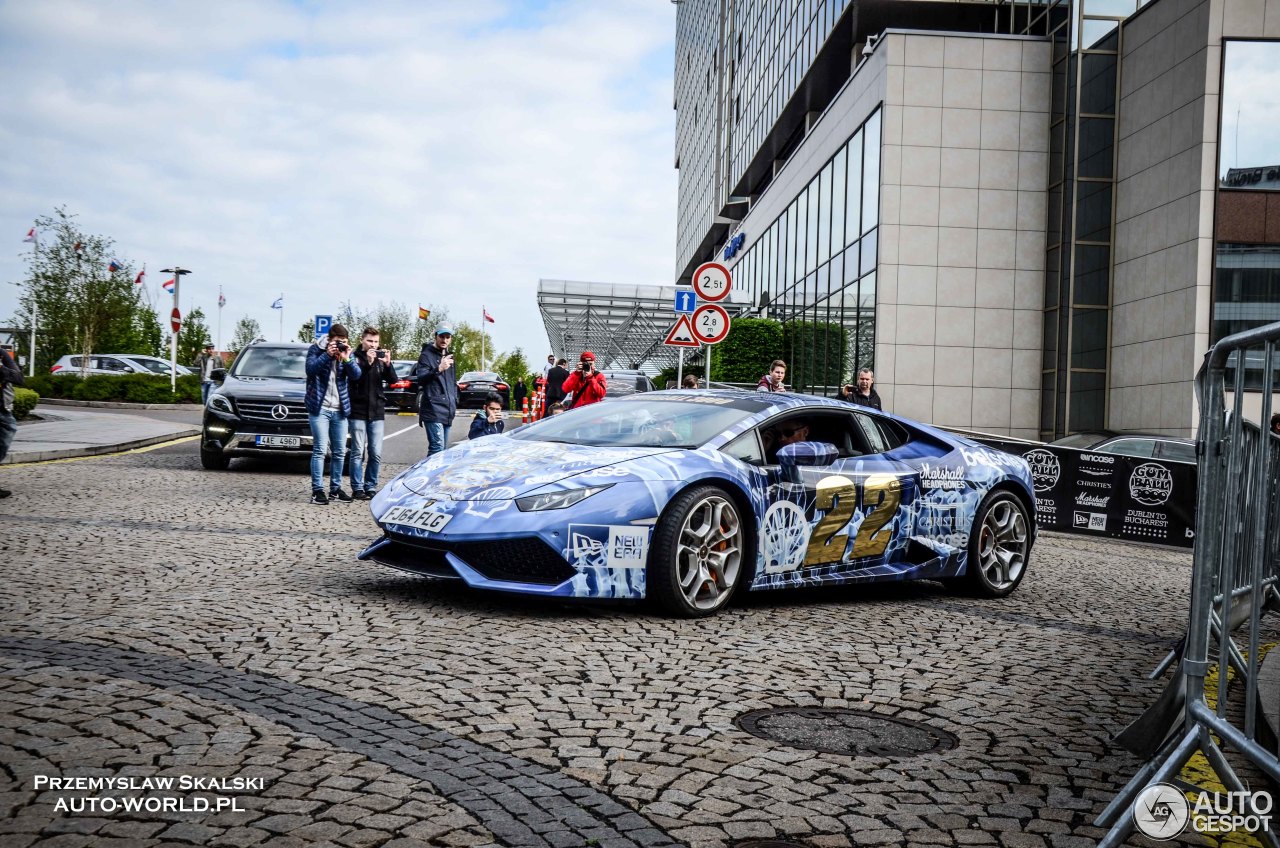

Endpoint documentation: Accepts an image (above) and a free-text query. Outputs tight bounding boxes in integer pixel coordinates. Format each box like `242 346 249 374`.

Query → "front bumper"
202 408 317 457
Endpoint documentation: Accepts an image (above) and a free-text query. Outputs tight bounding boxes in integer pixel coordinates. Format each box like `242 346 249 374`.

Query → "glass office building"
673 0 1280 437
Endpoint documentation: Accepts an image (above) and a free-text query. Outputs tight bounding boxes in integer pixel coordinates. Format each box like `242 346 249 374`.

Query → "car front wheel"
962 491 1030 597
648 485 746 617
200 445 230 470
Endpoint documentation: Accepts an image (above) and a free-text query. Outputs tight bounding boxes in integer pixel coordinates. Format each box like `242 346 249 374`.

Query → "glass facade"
729 108 881 393
1033 0 1129 438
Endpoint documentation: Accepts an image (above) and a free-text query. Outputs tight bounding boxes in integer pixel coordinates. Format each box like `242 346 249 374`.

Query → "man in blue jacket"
469 392 506 440
415 326 458 456
305 324 362 505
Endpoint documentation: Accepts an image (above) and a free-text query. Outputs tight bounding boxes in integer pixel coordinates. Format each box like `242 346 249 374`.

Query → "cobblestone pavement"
0 445 1269 847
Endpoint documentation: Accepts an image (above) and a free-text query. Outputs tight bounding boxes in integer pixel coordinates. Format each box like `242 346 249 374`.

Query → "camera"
336 342 349 353
376 348 387 358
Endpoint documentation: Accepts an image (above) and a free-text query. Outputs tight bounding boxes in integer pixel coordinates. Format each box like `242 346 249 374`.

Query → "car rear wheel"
200 446 230 470
648 485 745 617
961 491 1030 597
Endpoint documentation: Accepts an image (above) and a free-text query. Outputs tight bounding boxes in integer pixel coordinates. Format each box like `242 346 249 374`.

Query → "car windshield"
123 357 173 374
508 398 754 448
232 347 308 379
1051 432 1108 449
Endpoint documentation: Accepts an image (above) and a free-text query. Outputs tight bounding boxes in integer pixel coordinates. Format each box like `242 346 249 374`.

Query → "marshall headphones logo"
1075 493 1110 508
1023 449 1060 493
1130 463 1174 506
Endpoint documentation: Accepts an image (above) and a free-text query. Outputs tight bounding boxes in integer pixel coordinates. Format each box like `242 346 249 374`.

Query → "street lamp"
160 266 191 393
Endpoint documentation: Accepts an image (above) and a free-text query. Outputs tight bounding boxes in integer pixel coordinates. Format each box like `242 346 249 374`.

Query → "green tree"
405 303 452 359
11 207 152 373
492 347 529 383
176 307 212 365
228 316 262 356
296 319 315 343
450 322 496 375
710 317 783 383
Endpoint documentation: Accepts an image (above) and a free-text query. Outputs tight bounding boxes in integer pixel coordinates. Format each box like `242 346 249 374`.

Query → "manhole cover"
734 707 957 757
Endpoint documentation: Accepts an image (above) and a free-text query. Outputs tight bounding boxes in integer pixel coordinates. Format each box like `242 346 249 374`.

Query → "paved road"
0 433 1264 847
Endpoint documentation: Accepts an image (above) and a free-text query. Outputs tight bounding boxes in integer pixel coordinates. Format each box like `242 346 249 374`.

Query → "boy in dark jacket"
348 326 398 499
469 393 506 439
0 347 24 497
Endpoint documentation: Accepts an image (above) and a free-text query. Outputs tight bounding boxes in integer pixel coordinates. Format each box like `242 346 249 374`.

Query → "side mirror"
776 441 839 467
211 368 227 382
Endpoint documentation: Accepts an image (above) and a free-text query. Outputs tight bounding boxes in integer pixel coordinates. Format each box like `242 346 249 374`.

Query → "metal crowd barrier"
1095 321 1280 847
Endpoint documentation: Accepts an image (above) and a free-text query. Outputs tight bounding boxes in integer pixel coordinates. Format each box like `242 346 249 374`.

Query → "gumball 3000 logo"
1023 449 1061 493
1130 463 1173 506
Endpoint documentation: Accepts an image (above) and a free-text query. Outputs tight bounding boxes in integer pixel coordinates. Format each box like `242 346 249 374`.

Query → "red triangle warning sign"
663 314 701 348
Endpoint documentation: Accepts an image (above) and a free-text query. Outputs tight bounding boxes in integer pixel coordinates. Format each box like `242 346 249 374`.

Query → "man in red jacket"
561 351 607 408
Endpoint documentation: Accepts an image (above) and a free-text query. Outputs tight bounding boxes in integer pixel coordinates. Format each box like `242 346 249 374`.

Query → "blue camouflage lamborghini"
359 390 1036 617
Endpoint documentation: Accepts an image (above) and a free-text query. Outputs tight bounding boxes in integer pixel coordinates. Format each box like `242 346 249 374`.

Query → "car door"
756 409 917 581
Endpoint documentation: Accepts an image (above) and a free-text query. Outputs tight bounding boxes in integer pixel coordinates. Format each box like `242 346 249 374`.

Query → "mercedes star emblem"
270 404 289 420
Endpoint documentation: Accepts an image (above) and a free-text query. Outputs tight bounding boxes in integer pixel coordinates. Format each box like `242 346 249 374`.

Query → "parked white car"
50 354 194 377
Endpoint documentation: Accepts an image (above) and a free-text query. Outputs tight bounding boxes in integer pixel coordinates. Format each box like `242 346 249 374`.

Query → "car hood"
396 436 675 500
216 375 306 401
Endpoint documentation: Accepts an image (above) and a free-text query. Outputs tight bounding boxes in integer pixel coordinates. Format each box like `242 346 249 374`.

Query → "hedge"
710 317 784 383
13 388 38 419
24 373 201 404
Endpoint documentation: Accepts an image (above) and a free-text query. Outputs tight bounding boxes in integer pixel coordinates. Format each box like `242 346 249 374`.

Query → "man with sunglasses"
415 325 458 456
763 419 810 462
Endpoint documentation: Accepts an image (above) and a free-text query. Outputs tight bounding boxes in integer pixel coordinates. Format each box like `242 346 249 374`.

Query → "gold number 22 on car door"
804 474 904 565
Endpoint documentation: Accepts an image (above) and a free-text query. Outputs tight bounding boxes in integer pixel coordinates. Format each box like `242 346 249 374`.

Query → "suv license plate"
382 506 453 534
256 435 301 447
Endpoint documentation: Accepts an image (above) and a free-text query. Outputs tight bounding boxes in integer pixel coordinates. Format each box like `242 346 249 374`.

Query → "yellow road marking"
1177 641 1277 847
0 435 201 469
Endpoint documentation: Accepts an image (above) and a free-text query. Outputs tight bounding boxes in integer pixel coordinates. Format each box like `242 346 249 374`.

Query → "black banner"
971 438 1197 548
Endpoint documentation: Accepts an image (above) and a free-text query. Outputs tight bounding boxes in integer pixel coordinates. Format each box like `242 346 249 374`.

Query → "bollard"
521 397 529 424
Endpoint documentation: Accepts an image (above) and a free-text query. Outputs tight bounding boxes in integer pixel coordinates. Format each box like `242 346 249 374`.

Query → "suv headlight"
208 395 234 414
515 484 614 512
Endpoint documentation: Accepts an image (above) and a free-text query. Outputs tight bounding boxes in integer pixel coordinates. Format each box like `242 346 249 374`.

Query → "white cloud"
0 0 677 364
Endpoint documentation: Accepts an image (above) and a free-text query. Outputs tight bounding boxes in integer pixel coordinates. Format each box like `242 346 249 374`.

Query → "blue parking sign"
315 314 332 338
673 290 697 314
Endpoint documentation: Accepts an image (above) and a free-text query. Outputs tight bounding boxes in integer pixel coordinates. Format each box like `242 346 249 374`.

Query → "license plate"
255 435 301 447
382 506 453 534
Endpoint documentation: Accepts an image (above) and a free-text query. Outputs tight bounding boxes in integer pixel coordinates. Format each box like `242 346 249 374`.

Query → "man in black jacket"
348 326 398 499
415 326 458 456
838 368 882 411
546 358 571 405
0 346 23 497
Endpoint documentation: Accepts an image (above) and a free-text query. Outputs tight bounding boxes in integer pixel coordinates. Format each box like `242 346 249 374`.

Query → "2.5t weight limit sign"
692 261 731 302
691 303 730 345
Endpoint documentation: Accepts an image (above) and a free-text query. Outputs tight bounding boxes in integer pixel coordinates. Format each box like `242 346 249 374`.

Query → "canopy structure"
537 279 751 372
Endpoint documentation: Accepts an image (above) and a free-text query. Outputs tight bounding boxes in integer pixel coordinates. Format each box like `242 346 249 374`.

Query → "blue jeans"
423 421 451 456
201 381 215 405
309 408 348 492
0 409 16 463
349 418 384 492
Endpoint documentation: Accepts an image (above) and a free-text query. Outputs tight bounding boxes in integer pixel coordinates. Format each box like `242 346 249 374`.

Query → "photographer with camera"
414 325 459 456
560 350 607 409
837 368 882 410
347 326 398 500
469 392 507 440
305 323 362 505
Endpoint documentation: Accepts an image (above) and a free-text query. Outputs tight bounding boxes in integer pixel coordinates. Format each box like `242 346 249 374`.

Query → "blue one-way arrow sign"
674 290 697 314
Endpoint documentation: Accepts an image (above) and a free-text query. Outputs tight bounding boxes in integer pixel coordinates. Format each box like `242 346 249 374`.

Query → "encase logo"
1130 463 1174 506
1023 449 1060 492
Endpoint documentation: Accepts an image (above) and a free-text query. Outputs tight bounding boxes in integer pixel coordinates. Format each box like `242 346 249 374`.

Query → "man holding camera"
348 326 398 500
560 350 607 409
415 325 458 456
469 392 507 439
305 324 362 505
838 368 882 410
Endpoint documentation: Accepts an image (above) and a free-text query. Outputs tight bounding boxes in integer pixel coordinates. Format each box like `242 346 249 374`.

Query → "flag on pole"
218 292 226 308
22 227 36 244
271 295 283 309
418 306 430 321
134 268 145 286
483 307 495 324
161 277 176 294
108 259 121 273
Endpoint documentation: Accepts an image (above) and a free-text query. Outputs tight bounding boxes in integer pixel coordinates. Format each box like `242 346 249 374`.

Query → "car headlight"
515 484 614 512
208 395 234 414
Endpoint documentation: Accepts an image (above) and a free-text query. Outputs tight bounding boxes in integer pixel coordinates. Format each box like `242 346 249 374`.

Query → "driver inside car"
763 419 810 462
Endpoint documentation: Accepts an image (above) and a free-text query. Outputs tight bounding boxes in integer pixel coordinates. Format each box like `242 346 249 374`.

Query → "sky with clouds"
0 0 677 364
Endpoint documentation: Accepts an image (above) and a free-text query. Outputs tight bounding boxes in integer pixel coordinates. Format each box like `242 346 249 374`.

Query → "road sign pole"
677 348 684 386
